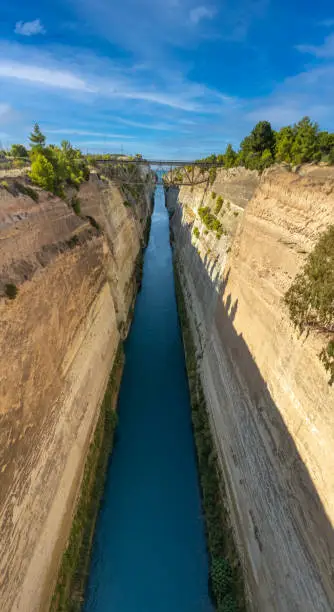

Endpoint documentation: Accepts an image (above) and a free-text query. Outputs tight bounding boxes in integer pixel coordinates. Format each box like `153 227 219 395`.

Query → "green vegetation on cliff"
174 264 245 611
50 346 123 612
27 124 89 197
198 117 334 171
285 226 334 385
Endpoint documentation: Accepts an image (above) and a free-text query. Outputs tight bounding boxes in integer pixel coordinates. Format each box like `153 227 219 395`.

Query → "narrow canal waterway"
84 186 212 611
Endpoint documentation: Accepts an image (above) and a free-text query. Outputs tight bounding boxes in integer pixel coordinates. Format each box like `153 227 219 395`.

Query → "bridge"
95 158 222 187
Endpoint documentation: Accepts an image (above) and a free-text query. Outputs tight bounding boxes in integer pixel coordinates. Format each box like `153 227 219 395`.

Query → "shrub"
211 191 217 199
215 196 223 215
5 283 18 300
211 557 233 602
233 211 239 217
10 143 28 158
193 227 200 239
218 593 238 612
285 225 334 384
71 196 81 215
1 180 10 191
29 153 55 192
198 206 224 237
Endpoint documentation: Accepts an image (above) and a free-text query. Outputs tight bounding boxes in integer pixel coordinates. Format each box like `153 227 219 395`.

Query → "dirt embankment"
0 172 153 611
168 165 334 611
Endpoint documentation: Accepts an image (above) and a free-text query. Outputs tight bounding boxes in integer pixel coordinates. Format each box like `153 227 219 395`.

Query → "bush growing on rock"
285 225 334 385
28 125 89 197
214 196 223 215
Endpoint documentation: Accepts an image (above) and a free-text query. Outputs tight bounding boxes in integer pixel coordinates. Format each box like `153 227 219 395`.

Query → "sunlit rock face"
167 165 334 611
0 172 153 612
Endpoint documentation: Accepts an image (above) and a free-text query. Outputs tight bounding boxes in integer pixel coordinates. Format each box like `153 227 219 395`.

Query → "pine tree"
224 144 237 168
275 126 295 163
29 123 46 149
291 117 320 164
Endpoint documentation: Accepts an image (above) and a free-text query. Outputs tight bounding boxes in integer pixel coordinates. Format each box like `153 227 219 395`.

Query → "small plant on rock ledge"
5 283 18 300
284 225 334 385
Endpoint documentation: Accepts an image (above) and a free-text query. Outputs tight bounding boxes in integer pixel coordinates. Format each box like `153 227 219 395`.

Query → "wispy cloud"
45 128 134 138
0 43 233 113
296 33 334 58
189 5 217 25
117 118 175 130
0 103 17 124
318 19 334 27
14 19 45 37
0 61 93 91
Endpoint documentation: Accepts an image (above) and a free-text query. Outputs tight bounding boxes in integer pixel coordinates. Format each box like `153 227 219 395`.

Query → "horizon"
1 0 334 158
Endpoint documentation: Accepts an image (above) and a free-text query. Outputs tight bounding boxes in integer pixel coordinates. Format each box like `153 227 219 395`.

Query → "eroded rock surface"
0 172 153 611
167 165 334 611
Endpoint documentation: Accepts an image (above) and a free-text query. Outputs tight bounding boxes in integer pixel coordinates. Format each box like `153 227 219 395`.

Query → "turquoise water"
84 186 212 612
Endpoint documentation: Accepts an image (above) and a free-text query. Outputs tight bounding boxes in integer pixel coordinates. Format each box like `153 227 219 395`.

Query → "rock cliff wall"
167 165 334 611
0 171 153 611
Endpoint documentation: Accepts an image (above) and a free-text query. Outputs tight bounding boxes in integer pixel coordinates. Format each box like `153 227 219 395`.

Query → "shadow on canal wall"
169 201 334 611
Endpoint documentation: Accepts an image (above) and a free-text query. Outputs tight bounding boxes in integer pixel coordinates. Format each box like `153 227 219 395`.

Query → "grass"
173 264 245 612
193 227 200 239
50 345 124 612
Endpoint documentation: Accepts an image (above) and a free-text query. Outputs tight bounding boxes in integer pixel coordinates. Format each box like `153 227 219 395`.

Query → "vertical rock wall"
0 173 153 611
167 166 334 611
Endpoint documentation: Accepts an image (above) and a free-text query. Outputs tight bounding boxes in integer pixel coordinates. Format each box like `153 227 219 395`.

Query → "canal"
84 185 212 611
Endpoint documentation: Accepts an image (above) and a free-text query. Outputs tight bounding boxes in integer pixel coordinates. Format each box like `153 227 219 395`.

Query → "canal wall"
0 171 154 611
166 164 334 611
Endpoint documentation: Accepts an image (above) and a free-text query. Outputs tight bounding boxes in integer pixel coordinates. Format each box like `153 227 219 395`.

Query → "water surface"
85 186 212 612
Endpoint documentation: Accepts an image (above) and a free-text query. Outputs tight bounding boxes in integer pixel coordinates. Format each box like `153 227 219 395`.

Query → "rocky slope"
0 171 153 611
167 165 334 611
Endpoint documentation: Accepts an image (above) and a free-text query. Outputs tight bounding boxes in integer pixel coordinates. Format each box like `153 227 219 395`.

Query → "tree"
275 126 295 163
249 120 276 155
10 144 28 158
260 148 274 169
290 117 320 164
239 121 275 170
29 123 46 149
318 131 334 161
224 144 237 168
29 153 55 191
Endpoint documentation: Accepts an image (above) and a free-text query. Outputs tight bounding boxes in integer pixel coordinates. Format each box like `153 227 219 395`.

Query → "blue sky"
0 0 333 158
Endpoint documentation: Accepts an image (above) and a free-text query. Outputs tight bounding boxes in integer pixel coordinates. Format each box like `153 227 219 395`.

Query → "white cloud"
45 128 133 138
189 5 216 25
14 19 45 37
0 61 94 91
0 44 232 113
296 34 334 58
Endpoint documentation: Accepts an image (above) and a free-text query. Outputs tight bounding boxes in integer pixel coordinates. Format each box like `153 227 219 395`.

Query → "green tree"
260 148 274 169
275 126 295 163
291 117 320 164
29 123 46 150
29 153 55 191
239 121 275 169
318 131 334 162
10 144 28 158
224 144 237 168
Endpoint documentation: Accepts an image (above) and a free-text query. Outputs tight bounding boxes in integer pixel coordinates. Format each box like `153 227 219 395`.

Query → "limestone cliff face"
0 173 153 611
167 165 334 611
